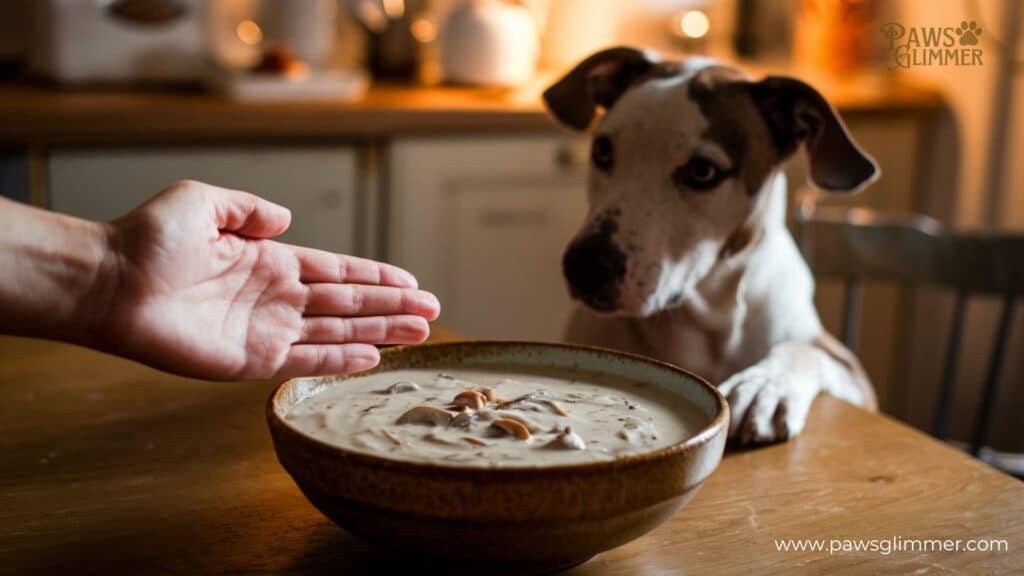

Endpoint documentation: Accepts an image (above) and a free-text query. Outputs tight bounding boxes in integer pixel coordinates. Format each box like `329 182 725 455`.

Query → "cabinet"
389 137 589 340
47 147 361 255
0 154 28 203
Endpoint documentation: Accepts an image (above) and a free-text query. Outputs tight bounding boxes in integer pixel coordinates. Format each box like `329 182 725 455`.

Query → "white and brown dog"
545 47 879 446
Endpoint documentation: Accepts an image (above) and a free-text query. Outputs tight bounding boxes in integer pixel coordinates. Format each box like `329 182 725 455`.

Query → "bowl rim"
267 340 729 476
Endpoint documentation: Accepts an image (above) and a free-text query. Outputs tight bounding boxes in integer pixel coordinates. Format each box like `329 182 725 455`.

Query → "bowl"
267 341 728 573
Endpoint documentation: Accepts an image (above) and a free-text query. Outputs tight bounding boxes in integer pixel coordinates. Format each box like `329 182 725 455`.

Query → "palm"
114 227 305 379
101 182 438 380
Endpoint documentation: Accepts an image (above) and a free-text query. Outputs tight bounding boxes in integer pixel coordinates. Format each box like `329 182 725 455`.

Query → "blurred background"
0 0 1020 465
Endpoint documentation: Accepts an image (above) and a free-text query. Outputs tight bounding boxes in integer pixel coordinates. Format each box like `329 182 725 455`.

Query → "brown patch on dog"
643 61 686 81
814 332 878 411
544 49 687 131
591 61 686 121
748 77 878 193
719 222 764 260
688 66 779 196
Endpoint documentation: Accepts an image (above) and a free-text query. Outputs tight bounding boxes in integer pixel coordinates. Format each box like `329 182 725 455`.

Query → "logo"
880 21 984 68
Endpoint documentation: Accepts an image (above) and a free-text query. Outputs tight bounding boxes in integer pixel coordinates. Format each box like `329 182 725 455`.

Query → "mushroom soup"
284 367 703 467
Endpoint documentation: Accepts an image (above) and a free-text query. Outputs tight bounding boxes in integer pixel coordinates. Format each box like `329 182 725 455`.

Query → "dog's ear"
750 76 879 193
543 47 660 131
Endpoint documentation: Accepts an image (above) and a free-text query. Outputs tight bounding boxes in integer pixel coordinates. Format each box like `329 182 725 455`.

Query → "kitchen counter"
1 336 1020 574
0 74 944 146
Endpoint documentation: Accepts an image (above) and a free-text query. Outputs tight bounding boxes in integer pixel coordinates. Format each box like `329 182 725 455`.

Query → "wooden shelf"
0 73 945 147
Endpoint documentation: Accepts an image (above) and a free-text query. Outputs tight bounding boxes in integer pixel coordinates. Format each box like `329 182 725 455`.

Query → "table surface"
0 73 943 146
1 336 1020 575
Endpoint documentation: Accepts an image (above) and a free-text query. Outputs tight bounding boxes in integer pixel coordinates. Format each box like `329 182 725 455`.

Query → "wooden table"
1 336 1020 575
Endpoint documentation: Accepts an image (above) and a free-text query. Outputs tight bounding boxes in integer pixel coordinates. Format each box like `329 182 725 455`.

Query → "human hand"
92 180 439 380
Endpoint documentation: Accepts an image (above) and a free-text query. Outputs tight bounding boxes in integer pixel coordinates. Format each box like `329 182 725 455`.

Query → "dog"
544 47 879 446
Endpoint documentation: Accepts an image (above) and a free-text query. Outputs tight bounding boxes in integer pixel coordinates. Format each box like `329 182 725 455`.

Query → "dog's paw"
718 365 816 446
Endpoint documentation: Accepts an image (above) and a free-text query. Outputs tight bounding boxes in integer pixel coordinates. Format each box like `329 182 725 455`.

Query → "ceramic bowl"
267 341 728 573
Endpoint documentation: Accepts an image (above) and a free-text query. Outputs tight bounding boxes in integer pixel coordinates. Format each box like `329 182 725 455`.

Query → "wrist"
76 219 123 349
37 214 119 347
0 199 121 347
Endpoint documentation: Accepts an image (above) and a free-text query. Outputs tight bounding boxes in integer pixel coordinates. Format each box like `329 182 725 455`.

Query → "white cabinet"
48 147 361 255
389 137 589 340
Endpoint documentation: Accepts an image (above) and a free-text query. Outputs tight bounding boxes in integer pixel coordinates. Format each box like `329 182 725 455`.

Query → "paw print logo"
956 20 982 46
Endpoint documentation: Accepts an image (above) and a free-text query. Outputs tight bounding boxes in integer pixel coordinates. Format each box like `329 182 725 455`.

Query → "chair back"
797 203 1024 455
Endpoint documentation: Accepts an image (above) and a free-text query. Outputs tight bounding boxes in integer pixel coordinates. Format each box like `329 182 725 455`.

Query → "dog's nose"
563 235 627 311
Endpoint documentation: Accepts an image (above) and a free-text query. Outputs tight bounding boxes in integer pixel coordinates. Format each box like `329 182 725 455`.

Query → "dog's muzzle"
563 231 627 312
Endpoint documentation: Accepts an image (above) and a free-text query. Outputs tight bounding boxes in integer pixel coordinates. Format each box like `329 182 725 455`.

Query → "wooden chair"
796 201 1024 459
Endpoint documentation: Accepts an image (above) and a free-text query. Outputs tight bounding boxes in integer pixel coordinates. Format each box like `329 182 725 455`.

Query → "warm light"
411 18 437 43
382 0 405 19
356 2 387 33
236 19 263 46
679 10 710 39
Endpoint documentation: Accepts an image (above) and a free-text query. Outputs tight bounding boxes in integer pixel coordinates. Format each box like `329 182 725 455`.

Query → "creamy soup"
285 367 704 467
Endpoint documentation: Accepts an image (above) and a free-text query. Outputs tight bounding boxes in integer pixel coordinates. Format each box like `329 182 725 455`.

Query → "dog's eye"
591 136 614 172
673 156 725 192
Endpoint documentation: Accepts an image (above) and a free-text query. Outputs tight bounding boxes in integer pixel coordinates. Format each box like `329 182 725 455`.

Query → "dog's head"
545 47 878 317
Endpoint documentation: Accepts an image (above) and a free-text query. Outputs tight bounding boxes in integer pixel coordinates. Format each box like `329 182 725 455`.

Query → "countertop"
0 73 945 146
0 336 1020 575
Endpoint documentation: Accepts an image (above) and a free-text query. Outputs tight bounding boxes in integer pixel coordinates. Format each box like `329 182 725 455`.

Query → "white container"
29 0 206 84
260 0 337 70
439 0 540 87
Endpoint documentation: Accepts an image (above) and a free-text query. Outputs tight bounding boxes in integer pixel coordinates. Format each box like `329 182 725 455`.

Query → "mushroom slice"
450 410 475 429
490 418 531 440
396 406 455 426
546 427 586 451
542 400 570 417
452 390 487 411
493 412 541 433
497 393 569 416
380 429 403 446
422 432 460 446
495 393 535 410
383 380 420 394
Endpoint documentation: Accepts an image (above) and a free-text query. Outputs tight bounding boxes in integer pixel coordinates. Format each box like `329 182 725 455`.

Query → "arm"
0 181 440 380
0 196 113 346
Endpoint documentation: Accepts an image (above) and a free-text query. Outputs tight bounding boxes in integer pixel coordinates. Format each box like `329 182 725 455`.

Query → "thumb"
211 186 292 239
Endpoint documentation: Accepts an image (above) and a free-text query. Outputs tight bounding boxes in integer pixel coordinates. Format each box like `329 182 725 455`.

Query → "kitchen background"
0 1 1020 460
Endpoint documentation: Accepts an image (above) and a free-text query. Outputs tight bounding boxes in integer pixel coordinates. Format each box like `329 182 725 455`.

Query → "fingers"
200 182 292 238
275 344 381 378
291 245 419 288
299 315 429 345
305 284 441 320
